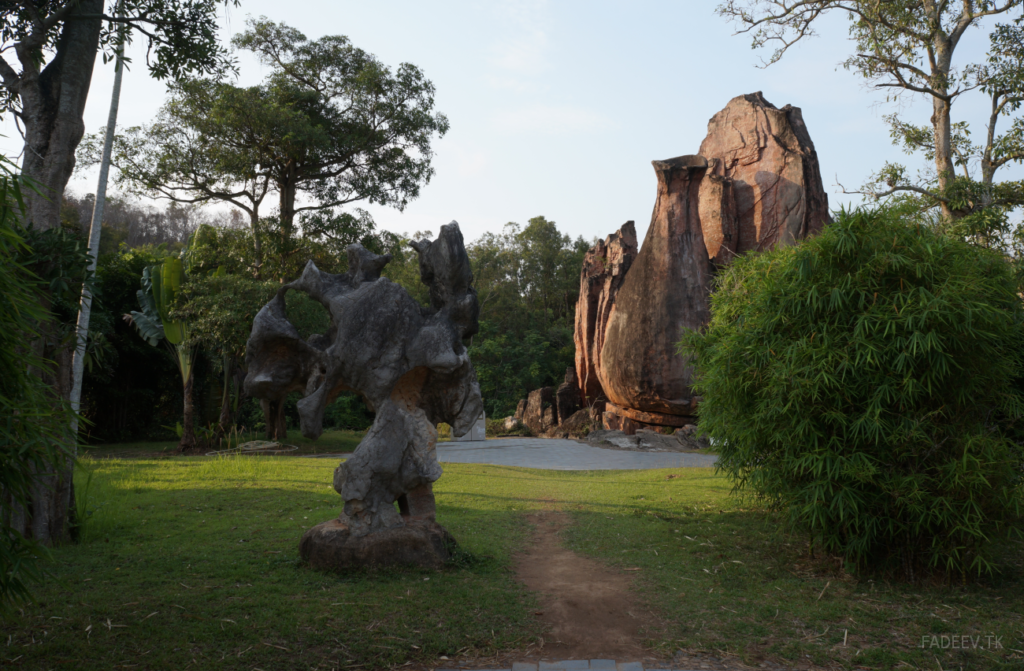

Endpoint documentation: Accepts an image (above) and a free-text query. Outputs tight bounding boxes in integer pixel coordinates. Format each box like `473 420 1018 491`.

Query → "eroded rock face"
578 93 829 432
698 91 829 255
244 222 482 569
574 222 638 405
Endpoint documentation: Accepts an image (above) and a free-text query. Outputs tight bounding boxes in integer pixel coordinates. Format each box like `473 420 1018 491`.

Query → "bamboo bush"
681 207 1024 579
0 157 75 608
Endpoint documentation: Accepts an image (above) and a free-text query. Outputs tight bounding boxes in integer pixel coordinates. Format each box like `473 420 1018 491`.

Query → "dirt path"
513 510 662 660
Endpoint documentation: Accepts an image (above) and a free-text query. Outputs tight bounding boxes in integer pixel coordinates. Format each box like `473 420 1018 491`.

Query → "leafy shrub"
681 207 1024 579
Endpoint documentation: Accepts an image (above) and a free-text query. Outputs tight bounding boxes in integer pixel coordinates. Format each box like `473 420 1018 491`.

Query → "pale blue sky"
2 1 1015 244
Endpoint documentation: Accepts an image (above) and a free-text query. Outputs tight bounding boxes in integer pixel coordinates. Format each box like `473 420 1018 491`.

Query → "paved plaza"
438 658 770 671
306 437 718 470
436 438 718 470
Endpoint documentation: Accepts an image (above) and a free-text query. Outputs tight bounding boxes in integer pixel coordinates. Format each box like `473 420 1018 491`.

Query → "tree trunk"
2 0 103 550
16 323 75 546
179 370 198 451
217 357 234 440
19 0 104 230
929 31 958 222
250 209 263 279
932 94 957 221
261 398 288 441
277 162 299 273
279 161 298 235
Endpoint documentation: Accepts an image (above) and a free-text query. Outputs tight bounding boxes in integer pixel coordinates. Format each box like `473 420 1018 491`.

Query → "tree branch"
0 55 20 91
836 175 948 203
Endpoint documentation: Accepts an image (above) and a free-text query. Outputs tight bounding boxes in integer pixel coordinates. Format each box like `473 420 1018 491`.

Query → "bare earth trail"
514 510 660 660
507 508 801 671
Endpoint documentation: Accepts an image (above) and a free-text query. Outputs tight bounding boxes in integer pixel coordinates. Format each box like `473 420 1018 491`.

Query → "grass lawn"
81 428 365 459
4 455 1023 670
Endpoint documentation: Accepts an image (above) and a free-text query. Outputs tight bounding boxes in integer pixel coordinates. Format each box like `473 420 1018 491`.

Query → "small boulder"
545 407 599 439
514 398 527 422
673 424 711 451
585 428 705 452
555 367 582 425
585 429 640 450
523 387 556 434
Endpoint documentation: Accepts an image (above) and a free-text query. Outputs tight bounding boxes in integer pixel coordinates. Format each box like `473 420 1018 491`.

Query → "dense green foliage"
0 160 75 608
464 217 590 417
79 246 185 442
76 206 589 438
682 207 1024 578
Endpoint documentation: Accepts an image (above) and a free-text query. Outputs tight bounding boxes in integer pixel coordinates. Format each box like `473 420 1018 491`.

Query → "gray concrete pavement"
304 438 717 470
438 658 768 671
435 438 717 470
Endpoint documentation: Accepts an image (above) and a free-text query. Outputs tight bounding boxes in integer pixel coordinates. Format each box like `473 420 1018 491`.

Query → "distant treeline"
72 193 591 443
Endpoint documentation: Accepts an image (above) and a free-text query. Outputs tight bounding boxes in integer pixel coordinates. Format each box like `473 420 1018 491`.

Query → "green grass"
81 428 365 459
4 458 1024 670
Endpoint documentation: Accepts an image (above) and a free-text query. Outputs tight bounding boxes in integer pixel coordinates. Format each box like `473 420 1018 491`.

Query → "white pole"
69 4 126 448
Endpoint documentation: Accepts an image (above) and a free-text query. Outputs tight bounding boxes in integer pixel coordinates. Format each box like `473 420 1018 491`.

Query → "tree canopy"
718 1 1024 228
463 217 591 417
91 17 449 278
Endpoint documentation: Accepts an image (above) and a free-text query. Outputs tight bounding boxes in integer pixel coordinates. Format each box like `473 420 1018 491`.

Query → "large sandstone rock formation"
522 386 556 435
555 367 582 425
578 93 829 432
574 222 637 405
244 222 482 570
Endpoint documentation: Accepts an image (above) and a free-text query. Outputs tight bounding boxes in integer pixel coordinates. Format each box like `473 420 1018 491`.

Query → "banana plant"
126 257 199 451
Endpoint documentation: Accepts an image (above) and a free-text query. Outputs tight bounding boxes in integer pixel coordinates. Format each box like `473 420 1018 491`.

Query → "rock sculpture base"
300 518 456 571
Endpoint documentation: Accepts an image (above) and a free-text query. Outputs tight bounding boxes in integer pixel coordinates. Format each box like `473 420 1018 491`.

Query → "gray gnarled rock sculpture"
581 93 829 433
244 222 483 570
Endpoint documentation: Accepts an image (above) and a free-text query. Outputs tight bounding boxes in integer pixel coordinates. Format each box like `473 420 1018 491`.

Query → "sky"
1 0 1018 246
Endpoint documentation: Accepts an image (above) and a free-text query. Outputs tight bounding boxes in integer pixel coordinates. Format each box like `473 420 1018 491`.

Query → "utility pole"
69 2 126 445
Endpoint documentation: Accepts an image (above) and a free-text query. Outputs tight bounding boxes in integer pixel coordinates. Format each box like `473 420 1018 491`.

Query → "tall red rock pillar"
598 156 712 426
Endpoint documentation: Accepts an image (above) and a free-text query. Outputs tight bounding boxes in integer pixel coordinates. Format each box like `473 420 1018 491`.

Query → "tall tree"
81 78 274 275
717 1 1024 222
96 17 449 278
0 0 236 547
0 0 236 231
